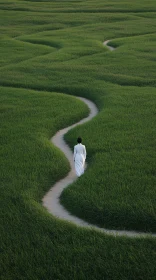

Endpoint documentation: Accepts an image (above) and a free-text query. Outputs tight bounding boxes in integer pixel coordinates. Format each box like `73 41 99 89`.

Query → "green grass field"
0 0 156 279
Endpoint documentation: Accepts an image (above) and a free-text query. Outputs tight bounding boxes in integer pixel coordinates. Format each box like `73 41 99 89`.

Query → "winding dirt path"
42 41 156 238
103 40 116 51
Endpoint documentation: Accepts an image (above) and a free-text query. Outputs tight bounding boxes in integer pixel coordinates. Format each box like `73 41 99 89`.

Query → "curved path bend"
42 41 156 238
103 40 116 51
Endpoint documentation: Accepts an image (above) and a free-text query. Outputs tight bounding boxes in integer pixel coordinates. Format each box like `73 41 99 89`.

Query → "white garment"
73 143 86 177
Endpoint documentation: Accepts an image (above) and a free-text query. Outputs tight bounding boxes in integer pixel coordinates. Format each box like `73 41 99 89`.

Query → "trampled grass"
0 0 156 279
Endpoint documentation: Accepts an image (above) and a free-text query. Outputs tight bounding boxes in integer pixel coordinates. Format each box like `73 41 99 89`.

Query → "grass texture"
0 0 156 279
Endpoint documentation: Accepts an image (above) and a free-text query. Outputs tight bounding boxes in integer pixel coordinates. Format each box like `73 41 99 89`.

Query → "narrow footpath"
42 41 156 238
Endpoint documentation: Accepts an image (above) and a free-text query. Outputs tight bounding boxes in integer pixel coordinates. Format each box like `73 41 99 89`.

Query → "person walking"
74 137 86 177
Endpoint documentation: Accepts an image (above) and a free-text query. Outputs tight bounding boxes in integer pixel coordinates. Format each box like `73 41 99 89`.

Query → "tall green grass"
62 84 156 232
0 86 88 200
0 0 156 279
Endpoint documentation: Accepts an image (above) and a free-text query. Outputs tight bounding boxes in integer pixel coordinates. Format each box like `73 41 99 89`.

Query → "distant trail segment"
103 40 116 51
42 44 156 238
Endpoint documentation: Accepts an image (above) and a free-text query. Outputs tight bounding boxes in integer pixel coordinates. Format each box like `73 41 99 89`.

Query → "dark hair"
77 137 82 143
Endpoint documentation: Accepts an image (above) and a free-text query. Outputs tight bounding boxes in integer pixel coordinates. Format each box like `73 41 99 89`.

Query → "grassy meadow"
0 0 156 279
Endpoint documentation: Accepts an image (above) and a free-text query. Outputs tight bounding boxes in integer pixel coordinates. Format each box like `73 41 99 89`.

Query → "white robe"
73 143 86 177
